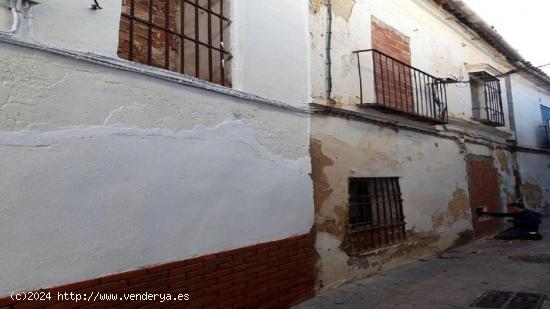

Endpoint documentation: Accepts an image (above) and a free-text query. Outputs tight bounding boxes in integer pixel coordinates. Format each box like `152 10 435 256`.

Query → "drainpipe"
505 75 524 202
325 0 336 105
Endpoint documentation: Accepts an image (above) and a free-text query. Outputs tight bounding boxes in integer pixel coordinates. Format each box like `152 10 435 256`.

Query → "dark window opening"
470 72 505 127
345 177 406 254
118 0 231 86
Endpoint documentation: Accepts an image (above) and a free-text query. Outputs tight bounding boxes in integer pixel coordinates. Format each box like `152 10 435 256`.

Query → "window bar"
424 73 428 115
220 0 225 86
379 178 389 244
386 56 391 106
484 81 490 121
180 0 185 74
443 83 448 122
430 75 433 118
414 70 421 116
147 0 153 65
165 0 170 70
497 81 504 125
397 62 404 112
366 181 374 248
361 181 369 226
430 77 436 119
207 0 213 82
384 177 395 243
371 52 378 104
357 52 364 104
392 60 399 110
182 0 229 21
194 0 200 78
389 178 402 240
379 54 386 105
129 0 135 61
372 179 382 247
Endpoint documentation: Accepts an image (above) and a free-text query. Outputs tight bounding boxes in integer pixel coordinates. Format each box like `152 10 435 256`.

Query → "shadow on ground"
295 220 550 309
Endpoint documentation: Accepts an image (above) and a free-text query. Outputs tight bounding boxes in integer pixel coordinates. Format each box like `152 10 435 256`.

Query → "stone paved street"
296 220 550 309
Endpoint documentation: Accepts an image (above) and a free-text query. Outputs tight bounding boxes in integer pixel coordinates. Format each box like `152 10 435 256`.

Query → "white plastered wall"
0 0 311 107
0 41 313 295
510 74 550 148
509 74 550 210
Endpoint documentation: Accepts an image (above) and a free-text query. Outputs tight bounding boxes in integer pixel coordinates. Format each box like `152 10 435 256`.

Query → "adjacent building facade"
0 0 549 307
308 0 550 289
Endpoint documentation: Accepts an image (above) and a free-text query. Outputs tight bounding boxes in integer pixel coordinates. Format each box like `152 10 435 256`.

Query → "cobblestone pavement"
296 220 550 309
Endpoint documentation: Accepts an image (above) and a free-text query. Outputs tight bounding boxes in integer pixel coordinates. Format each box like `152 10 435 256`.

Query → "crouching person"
477 203 543 241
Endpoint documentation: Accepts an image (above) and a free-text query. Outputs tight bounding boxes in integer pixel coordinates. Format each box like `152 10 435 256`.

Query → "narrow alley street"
297 221 550 309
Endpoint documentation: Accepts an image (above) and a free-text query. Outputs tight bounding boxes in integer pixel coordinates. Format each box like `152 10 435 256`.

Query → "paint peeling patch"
310 137 334 213
495 150 511 174
310 0 356 21
431 188 470 230
431 211 446 230
521 183 543 209
448 188 470 221
388 231 441 260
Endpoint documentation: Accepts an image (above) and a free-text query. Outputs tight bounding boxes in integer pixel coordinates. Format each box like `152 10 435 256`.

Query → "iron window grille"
470 72 505 127
353 49 449 124
345 177 406 254
118 0 231 86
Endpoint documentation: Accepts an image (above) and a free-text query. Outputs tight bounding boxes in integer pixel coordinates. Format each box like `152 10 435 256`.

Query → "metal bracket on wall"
91 0 102 10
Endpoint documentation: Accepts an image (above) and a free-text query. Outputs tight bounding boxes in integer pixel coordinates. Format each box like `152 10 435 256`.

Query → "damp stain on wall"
310 0 356 21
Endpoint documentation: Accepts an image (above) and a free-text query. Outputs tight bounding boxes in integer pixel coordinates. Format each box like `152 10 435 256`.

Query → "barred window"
118 0 231 86
470 72 505 127
346 177 406 253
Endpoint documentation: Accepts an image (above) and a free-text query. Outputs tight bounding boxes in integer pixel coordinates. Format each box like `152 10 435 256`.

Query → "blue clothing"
483 209 542 233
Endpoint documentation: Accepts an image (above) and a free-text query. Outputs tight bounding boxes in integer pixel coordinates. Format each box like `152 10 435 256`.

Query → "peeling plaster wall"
310 115 516 288
508 75 550 211
309 0 513 131
0 0 311 107
516 152 550 212
510 74 550 148
0 42 313 295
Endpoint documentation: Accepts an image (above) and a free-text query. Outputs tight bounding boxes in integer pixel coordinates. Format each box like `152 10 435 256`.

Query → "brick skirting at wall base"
0 233 315 308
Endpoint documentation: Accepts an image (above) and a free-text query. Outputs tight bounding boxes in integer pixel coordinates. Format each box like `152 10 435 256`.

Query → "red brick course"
0 233 316 309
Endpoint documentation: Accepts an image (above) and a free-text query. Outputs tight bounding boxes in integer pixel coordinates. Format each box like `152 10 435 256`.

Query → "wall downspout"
505 75 524 202
325 0 336 105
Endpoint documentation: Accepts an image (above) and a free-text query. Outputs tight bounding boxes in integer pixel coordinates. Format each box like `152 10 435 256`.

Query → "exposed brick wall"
0 233 315 308
118 0 228 85
371 17 414 113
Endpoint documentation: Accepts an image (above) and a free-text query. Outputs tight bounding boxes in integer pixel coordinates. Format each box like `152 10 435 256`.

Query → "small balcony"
353 49 449 124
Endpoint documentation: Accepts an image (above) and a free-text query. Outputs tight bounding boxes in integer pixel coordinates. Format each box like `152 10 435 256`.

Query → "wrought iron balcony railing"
353 49 448 123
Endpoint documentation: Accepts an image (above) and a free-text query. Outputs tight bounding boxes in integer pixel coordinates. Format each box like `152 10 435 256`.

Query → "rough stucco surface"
309 0 514 133
2 0 311 108
230 0 311 107
0 43 314 295
310 115 516 289
517 152 550 212
510 75 550 148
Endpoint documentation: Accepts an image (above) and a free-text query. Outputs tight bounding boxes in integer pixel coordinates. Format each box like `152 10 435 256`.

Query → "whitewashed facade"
0 0 548 303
